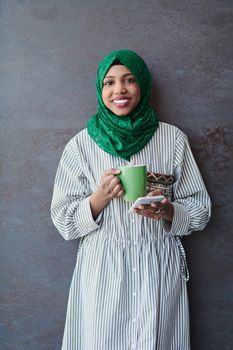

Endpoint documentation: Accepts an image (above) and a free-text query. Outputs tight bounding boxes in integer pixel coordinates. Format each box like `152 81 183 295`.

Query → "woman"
51 50 211 350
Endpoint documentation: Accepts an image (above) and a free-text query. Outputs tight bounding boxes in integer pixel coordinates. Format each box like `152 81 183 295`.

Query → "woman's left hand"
133 190 174 223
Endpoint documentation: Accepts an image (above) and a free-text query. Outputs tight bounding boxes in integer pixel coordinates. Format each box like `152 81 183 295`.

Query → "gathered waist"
80 231 189 282
84 228 170 246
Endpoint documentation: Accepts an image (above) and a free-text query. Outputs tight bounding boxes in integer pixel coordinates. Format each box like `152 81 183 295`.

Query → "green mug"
118 164 147 201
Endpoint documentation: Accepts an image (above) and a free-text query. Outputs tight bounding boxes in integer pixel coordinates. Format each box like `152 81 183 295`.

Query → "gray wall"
1 1 232 349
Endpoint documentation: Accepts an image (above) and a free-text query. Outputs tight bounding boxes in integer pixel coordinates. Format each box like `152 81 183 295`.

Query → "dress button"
133 292 137 297
132 318 136 323
133 267 136 272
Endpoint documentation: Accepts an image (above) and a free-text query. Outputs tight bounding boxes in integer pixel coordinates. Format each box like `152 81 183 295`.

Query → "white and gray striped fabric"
51 122 211 350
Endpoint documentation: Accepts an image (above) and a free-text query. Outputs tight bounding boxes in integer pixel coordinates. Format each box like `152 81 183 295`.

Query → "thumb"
112 169 121 175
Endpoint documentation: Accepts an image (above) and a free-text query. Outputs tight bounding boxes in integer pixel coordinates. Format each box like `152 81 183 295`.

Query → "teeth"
113 99 128 104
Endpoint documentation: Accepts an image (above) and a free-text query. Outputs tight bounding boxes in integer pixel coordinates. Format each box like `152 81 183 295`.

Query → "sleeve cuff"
162 202 190 236
73 197 102 236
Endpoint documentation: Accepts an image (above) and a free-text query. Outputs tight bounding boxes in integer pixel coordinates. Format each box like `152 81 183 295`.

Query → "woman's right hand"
99 168 124 199
89 169 124 219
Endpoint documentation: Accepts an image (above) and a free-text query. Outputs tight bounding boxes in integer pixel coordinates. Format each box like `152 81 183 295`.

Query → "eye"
103 80 114 86
124 77 136 84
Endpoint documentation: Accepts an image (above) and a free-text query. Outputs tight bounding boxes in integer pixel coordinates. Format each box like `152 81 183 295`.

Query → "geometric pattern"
146 172 175 201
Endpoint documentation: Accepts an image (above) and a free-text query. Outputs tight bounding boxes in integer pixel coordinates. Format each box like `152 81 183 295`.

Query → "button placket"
130 233 139 348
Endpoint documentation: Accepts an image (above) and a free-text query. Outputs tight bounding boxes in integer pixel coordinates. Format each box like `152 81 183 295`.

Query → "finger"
135 207 159 215
111 183 124 197
151 202 163 209
101 173 119 188
105 176 124 195
138 204 155 210
161 197 169 204
147 189 163 197
136 205 153 210
133 208 162 220
112 169 121 175
103 168 121 177
151 199 170 214
137 203 164 214
116 189 124 197
151 204 167 215
108 175 122 189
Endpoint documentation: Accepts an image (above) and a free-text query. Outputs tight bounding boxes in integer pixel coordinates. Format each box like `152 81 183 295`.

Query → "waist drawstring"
175 236 190 282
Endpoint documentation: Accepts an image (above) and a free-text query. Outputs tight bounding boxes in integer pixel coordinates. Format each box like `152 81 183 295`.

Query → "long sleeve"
50 137 101 241
163 130 211 236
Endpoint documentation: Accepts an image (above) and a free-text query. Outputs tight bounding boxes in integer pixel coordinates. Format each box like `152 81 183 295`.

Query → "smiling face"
101 65 141 116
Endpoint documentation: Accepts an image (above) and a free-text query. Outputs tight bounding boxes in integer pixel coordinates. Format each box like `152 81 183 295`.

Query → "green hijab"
87 49 159 160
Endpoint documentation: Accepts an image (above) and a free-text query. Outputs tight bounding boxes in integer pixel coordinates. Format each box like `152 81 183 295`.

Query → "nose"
114 81 126 94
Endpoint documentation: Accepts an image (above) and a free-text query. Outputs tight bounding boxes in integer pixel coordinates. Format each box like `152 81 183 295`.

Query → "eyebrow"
104 73 134 79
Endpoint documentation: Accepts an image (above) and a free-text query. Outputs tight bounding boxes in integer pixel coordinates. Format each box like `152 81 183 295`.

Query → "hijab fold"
87 50 159 160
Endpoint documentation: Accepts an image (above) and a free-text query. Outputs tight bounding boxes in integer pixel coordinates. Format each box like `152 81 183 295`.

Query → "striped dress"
51 122 211 350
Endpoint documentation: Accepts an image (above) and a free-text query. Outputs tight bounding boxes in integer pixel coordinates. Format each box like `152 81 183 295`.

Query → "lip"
112 97 131 108
112 96 130 100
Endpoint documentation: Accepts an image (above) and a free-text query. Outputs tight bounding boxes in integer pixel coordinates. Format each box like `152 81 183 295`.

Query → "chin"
115 113 128 117
113 109 132 117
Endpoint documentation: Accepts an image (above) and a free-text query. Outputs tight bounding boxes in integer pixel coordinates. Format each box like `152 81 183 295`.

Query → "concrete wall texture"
0 0 232 349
